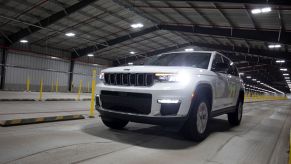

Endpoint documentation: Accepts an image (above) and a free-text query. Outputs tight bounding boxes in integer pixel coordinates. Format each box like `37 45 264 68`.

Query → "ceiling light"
20 39 28 43
261 7 272 13
252 79 257 81
251 7 271 14
276 60 285 63
185 48 194 52
130 51 136 54
283 73 289 76
51 56 57 59
285 77 290 80
93 64 98 66
128 62 133 65
87 54 94 57
65 32 75 37
257 81 261 83
131 23 144 29
268 44 281 49
280 68 287 71
246 76 251 79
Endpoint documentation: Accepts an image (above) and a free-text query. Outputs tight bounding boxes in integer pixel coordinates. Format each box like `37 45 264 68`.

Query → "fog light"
157 99 180 104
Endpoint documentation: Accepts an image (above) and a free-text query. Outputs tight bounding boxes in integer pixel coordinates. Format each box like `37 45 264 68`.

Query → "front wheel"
181 94 210 142
101 117 129 129
228 99 243 126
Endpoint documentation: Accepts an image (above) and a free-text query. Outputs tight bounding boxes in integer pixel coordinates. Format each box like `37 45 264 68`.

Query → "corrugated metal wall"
4 51 106 92
72 63 104 93
5 53 70 91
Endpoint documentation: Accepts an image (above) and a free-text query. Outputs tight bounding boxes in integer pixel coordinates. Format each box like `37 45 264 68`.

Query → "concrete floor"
0 101 290 164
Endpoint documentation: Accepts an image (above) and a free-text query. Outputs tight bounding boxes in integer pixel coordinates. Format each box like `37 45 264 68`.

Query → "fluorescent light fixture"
246 76 251 79
285 77 290 80
257 81 261 83
239 73 244 75
251 7 271 14
20 39 28 43
93 64 98 66
157 99 180 104
65 32 75 37
131 23 144 29
130 51 135 55
51 56 57 59
128 62 133 65
251 9 261 14
280 68 287 71
283 73 289 76
268 44 281 49
261 7 272 13
252 79 257 81
276 60 285 63
185 48 194 52
87 53 94 57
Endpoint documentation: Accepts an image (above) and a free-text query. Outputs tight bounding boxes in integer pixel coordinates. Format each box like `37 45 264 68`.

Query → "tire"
228 98 243 126
181 94 211 142
101 117 129 130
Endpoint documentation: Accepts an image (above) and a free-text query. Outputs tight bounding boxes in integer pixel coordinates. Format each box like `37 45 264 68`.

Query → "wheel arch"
193 83 213 111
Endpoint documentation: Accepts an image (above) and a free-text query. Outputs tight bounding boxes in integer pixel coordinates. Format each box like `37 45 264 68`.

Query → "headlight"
99 72 104 80
155 71 190 85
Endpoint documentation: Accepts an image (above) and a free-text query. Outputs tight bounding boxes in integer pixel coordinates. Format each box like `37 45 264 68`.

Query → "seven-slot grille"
104 73 154 86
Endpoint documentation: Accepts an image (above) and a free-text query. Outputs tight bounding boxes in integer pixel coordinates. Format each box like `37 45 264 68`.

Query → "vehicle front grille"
104 73 154 86
100 91 152 114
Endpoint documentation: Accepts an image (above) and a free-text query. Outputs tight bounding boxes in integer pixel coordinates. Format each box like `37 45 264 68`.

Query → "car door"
222 57 238 107
227 63 241 106
211 54 230 110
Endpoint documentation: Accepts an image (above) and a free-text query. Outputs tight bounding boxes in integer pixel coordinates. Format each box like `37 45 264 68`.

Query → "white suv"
96 51 244 141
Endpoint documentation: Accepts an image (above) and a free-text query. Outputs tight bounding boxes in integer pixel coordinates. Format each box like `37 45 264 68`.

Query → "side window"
231 65 239 76
222 56 232 74
211 54 223 71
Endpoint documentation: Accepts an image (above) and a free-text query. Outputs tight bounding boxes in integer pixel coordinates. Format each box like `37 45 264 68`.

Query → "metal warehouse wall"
4 52 105 92
5 53 70 92
72 63 104 93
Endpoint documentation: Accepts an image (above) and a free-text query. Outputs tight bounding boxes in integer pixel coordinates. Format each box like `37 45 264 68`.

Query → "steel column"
0 48 7 90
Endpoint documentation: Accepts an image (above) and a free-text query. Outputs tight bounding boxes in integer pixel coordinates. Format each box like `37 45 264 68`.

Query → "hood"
101 66 208 74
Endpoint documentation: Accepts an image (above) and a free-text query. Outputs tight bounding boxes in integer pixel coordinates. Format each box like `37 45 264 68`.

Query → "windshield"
144 52 211 69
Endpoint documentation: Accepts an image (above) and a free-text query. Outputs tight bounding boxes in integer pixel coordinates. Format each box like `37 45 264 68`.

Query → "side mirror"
214 63 228 73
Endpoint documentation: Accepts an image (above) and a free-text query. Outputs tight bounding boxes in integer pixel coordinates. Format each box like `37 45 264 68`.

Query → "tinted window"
211 54 223 71
144 52 211 69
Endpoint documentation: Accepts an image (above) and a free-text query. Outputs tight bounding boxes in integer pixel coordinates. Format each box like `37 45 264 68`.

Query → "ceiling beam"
72 26 160 58
7 0 98 44
137 0 291 6
159 24 291 45
117 41 291 65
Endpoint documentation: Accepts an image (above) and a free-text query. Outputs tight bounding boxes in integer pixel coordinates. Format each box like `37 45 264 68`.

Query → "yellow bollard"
56 79 59 92
51 80 54 92
39 79 43 101
77 80 83 100
89 70 96 118
87 81 90 93
26 77 30 92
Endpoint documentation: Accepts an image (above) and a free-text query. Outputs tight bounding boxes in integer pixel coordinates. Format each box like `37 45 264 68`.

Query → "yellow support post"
89 70 96 118
51 80 54 92
87 81 90 93
39 79 43 101
77 80 83 100
56 79 59 92
26 77 30 92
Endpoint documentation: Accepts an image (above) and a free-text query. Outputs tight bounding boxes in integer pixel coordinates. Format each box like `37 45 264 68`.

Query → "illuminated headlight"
157 99 180 104
155 72 190 85
99 72 104 80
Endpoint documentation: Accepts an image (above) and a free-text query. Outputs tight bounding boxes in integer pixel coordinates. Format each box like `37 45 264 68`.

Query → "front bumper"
97 108 188 125
95 82 195 117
